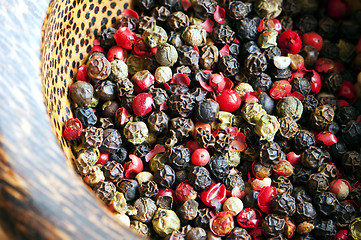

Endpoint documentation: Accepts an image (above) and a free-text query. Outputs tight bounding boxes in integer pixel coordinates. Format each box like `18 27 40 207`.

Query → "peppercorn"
240 41 261 59
164 231 185 240
259 141 281 167
101 160 124 182
249 73 272 92
310 104 335 130
97 27 116 50
258 30 278 49
212 24 235 45
226 227 251 240
72 82 95 109
188 165 212 191
291 78 311 97
293 202 317 224
241 102 266 125
193 0 217 19
135 0 155 10
272 192 296 216
278 117 299 140
276 96 303 122
236 17 261 41
292 187 312 203
115 78 134 98
254 114 280 142
152 208 181 237
178 199 199 221
341 120 361 148
253 162 272 179
142 26 168 48
109 59 128 81
177 45 199 69
147 110 169 133
307 173 329 194
170 117 194 139
300 45 319 68
84 165 105 186
117 15 137 31
194 99 219 124
132 197 157 223
154 164 175 188
208 155 230 180
167 11 189 31
313 219 336 239
74 107 97 128
81 126 103 148
186 227 206 240
336 105 358 125
272 176 293 195
223 197 244 216
167 145 191 170
335 201 357 228
130 220 151 237
199 45 219 70
262 214 286 237
151 6 170 23
150 86 168 110
86 54 111 80
139 180 158 198
93 181 116 204
182 25 207 47
341 151 361 179
117 179 139 202
155 43 178 67
137 16 156 34
301 146 330 170
313 192 340 218
99 128 122 153
168 91 195 117
245 52 267 73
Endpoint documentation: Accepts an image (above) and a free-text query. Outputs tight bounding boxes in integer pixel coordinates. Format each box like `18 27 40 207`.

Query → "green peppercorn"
123 121 149 144
242 102 267 125
276 96 303 121
142 25 168 48
149 153 168 172
126 54 148 75
223 150 241 168
182 25 207 47
152 208 181 237
75 145 100 164
255 0 283 19
109 59 128 81
217 111 235 130
155 43 178 67
254 114 280 141
258 30 278 49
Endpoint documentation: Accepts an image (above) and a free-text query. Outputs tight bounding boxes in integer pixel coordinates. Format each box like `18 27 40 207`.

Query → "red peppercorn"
286 152 301 166
175 181 197 203
170 73 191 86
200 182 227 208
328 179 351 200
328 0 350 19
191 148 210 166
131 70 155 92
63 118 83 140
269 80 292 99
200 18 214 33
96 152 109 165
89 45 106 55
121 9 139 19
272 19 282 33
214 5 226 24
186 140 201 154
257 186 278 214
316 131 338 147
210 74 226 93
302 32 323 52
76 65 90 82
115 107 131 126
216 89 241 112
278 30 302 54
124 154 143 178
114 27 136 49
133 38 152 58
337 81 358 102
310 70 322 94
209 211 234 236
237 208 262 229
133 93 153 116
334 230 352 240
107 46 127 62
249 227 264 240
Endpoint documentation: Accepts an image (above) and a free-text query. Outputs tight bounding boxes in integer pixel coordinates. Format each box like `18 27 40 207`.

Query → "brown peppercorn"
294 130 315 151
307 173 329 194
262 214 286 237
167 145 191 170
133 197 157 223
214 130 234 152
193 0 217 19
296 222 314 235
70 81 94 107
93 181 116 204
200 45 219 70
102 160 124 182
317 163 337 180
154 164 175 188
164 231 185 240
139 180 159 198
278 117 299 140
188 165 212 191
179 199 199 221
151 6 170 22
147 110 169 133
115 78 134 97
271 193 296 216
325 73 343 93
186 227 206 240
259 141 281 167
82 126 103 148
300 45 319 68
310 104 335 130
272 176 293 195
226 227 251 240
341 151 361 177
137 16 156 33
157 195 173 210
194 208 213 229
117 179 139 202
86 54 111 80
212 24 235 45
95 80 116 101
170 117 194 139
177 45 199 70
245 52 267 73
167 11 189 31
182 25 207 47
100 128 122 154
301 146 330 170
228 1 252 20
168 91 195 117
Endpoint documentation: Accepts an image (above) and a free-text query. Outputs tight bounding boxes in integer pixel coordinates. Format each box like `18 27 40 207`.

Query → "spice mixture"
64 0 361 239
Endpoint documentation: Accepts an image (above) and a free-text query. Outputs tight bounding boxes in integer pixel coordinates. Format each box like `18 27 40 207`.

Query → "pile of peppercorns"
64 0 361 239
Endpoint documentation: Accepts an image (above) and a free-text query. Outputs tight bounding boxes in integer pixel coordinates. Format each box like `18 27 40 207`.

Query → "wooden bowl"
2 0 361 239
0 0 144 239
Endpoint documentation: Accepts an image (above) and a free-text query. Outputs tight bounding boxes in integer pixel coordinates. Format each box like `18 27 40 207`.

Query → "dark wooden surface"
0 0 144 239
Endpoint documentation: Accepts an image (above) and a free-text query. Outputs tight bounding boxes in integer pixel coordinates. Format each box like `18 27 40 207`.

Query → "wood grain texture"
0 0 144 239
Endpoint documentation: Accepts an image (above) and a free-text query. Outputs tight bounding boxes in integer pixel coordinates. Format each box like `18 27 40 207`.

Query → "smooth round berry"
107 46 127 62
216 89 241 112
191 148 210 166
278 30 302 54
302 32 323 52
133 93 153 116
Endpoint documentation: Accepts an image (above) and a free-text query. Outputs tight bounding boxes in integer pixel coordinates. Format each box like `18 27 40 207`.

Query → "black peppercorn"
191 87 208 103
154 165 175 189
193 0 217 19
195 99 219 123
116 78 134 97
294 130 315 151
262 214 286 237
318 17 338 39
301 146 330 170
336 105 358 125
214 130 234 153
177 45 199 70
240 41 261 59
139 180 159 198
109 147 127 165
82 126 103 148
227 1 252 20
131 143 152 160
186 227 206 240
292 187 312 203
133 197 157 223
259 141 281 167
293 202 317 224
313 192 340 218
291 166 313 185
291 78 311 96
307 173 329 194
137 16 156 34
272 193 296 216
117 15 138 31
226 227 251 240
296 14 317 33
97 27 116 50
229 43 241 57
194 208 213 229
167 145 191 170
188 165 212 191
101 101 119 119
164 231 185 240
136 0 155 10
302 95 319 116
212 24 235 45
218 55 239 77
341 151 361 179
249 72 272 92
151 6 171 23
100 128 122 154
245 52 267 73
102 160 124 183
93 181 116 204
170 117 194 140
278 117 299 140
328 140 347 163
243 190 259 208
335 201 357 228
168 31 183 48
117 179 139 202
208 155 229 180
196 128 216 149
341 120 361 148
313 219 336 239
235 17 261 41
147 110 169 133
74 107 97 128
168 91 195 118
223 173 245 192
272 176 293 195
167 11 189 31
258 92 275 114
